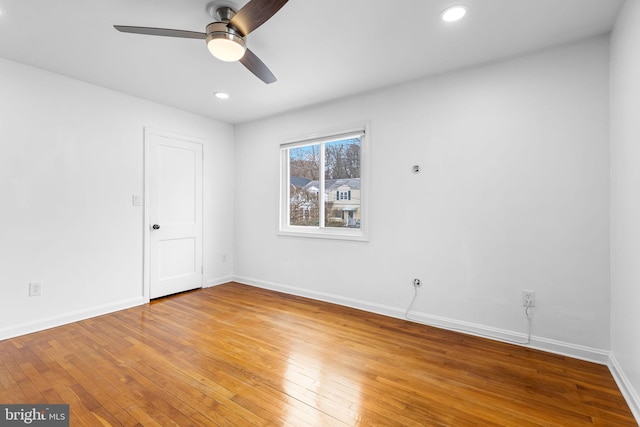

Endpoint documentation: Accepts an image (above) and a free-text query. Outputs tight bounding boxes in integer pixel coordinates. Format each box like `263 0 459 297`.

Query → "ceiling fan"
114 0 288 84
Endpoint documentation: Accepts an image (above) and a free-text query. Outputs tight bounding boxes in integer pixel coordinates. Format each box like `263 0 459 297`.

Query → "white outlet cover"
29 282 42 296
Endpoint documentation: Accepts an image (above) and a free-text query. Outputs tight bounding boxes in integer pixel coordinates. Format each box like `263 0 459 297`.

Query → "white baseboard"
528 335 611 364
609 354 640 425
0 296 145 341
0 277 233 341
234 275 611 365
234 275 406 317
205 276 234 288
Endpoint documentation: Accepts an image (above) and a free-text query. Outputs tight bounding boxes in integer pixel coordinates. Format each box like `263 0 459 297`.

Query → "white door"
145 128 203 299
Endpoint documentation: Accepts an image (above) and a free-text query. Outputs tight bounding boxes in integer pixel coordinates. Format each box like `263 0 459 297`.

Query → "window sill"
278 228 369 242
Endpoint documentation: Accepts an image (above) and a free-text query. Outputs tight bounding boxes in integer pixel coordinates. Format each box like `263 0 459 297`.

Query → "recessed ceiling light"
214 91 230 100
441 5 467 22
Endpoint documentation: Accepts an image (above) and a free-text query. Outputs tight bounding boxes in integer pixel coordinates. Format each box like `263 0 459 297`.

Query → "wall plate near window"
279 125 369 241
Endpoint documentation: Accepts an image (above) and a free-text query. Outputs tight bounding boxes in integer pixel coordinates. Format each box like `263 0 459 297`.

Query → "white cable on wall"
404 284 533 346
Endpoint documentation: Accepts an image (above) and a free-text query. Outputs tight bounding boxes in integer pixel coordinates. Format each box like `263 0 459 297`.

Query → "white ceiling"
0 0 624 124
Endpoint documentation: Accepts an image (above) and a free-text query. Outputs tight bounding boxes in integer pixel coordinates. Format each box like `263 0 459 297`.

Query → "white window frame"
279 125 369 241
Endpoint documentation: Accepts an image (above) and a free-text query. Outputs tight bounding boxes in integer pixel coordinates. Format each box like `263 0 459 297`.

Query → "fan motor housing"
206 22 245 43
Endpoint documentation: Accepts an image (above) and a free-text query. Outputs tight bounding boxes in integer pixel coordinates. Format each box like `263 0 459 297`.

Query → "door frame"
143 127 204 302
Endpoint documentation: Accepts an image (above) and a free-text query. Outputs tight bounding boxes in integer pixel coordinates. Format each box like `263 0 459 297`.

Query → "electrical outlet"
413 278 421 287
29 282 42 297
522 290 535 307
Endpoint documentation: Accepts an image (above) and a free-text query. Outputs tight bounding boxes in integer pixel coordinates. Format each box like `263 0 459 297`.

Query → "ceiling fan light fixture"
207 36 246 61
206 23 246 62
441 5 467 22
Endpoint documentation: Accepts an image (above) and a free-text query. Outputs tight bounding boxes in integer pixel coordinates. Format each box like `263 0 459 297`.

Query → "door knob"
152 224 160 230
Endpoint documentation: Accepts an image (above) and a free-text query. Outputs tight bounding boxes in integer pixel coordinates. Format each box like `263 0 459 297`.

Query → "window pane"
289 145 320 226
324 138 361 229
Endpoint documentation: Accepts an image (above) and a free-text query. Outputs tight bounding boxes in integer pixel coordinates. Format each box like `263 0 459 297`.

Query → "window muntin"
281 128 366 239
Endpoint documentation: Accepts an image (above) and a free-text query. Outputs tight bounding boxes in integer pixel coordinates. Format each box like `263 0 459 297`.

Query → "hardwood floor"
0 282 636 426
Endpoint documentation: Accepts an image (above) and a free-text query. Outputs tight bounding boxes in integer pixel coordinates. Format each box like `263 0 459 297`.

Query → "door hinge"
201 265 204 274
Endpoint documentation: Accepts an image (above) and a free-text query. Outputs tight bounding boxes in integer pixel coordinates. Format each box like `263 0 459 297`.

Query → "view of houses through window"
288 135 361 229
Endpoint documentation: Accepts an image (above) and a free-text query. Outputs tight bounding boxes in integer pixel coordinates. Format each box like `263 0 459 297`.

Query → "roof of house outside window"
290 176 312 188
303 178 360 191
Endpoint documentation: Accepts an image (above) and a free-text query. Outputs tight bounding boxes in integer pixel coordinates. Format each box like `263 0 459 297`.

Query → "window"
338 191 351 200
280 127 367 240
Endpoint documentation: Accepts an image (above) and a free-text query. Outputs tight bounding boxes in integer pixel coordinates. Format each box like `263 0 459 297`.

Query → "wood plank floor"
0 282 636 426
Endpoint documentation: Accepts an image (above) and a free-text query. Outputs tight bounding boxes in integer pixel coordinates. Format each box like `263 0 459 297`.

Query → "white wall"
0 58 234 339
610 0 640 419
234 36 611 359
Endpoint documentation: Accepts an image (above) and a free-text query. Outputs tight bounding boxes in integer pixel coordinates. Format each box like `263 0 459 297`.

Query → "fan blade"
229 0 289 36
114 25 206 39
239 48 277 84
